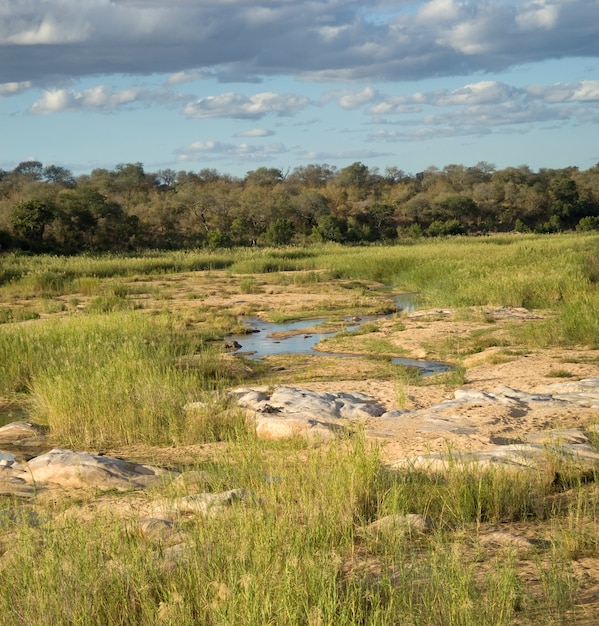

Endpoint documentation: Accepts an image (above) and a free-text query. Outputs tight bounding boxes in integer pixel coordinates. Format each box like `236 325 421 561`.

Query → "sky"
2 0 599 179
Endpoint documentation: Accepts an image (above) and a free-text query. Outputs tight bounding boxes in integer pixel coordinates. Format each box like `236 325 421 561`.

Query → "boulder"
230 385 386 440
26 449 174 491
0 421 48 458
148 488 254 518
365 513 434 536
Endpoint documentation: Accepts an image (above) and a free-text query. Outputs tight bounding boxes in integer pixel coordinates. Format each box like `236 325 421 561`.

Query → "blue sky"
2 0 599 178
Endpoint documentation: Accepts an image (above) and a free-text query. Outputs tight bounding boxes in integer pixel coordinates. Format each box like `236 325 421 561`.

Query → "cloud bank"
1 0 598 85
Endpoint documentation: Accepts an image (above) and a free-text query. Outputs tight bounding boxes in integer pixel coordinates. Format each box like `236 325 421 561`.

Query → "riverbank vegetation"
1 234 599 623
1 160 599 253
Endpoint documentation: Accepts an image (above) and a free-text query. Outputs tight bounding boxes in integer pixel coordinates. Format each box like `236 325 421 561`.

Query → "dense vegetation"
1 159 599 253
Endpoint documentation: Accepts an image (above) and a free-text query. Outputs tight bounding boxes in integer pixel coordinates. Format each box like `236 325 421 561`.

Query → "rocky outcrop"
386 378 599 471
229 385 386 440
0 449 175 495
26 449 174 491
228 379 599 474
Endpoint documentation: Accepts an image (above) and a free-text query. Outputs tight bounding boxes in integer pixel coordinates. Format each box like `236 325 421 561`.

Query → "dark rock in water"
222 340 242 352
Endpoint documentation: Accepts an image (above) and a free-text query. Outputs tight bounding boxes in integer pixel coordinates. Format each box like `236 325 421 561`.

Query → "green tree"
426 219 465 237
576 216 599 231
264 218 295 246
10 199 55 250
311 215 346 242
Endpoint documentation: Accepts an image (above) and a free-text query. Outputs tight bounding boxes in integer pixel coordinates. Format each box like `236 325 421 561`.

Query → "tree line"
1 159 599 253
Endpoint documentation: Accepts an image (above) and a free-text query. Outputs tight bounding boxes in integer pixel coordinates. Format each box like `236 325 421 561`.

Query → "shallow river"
226 292 451 376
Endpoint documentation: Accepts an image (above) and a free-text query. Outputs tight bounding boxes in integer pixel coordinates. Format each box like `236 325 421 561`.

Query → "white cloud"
177 139 288 162
516 1 559 31
327 87 379 109
417 0 462 23
0 81 32 96
166 70 213 85
526 80 599 103
436 81 519 105
235 128 275 137
360 75 599 143
30 85 148 114
183 92 310 119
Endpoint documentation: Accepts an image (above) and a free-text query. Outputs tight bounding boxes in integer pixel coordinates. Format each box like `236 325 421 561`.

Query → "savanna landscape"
0 233 599 624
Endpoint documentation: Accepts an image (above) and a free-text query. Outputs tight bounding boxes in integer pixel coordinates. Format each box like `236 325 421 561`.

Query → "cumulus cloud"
28 85 168 114
235 128 275 137
183 92 310 119
362 77 599 142
0 81 32 97
176 139 288 162
324 87 380 109
2 0 599 84
525 80 599 103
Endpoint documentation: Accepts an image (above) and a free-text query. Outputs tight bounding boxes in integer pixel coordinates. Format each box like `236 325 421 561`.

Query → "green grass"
0 310 247 446
1 234 599 623
0 436 595 625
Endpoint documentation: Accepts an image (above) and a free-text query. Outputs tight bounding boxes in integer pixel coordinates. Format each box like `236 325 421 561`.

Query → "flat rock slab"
25 449 175 491
0 421 48 458
230 385 386 440
388 427 599 473
230 379 599 475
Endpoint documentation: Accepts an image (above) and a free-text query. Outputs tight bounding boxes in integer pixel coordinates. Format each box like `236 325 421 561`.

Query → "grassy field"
1 233 599 624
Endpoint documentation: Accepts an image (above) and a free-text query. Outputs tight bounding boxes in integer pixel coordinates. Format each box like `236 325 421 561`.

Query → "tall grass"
0 249 236 288
0 437 589 625
0 311 244 447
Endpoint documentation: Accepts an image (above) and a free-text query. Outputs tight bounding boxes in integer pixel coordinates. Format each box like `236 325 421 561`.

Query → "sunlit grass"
0 310 248 446
1 234 599 623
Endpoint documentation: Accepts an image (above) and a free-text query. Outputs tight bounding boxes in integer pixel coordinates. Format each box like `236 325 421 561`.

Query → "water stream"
226 292 452 376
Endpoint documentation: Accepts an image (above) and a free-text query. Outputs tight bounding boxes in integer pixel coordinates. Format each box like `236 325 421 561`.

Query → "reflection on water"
229 317 336 358
226 291 451 376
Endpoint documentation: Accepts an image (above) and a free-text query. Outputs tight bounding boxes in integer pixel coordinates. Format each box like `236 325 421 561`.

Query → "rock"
0 457 37 497
137 517 183 544
0 473 36 498
149 488 254 518
157 542 191 570
478 531 537 549
365 513 434 536
173 470 214 492
230 385 386 440
389 435 599 473
526 428 591 445
0 421 48 458
138 517 173 537
26 449 174 491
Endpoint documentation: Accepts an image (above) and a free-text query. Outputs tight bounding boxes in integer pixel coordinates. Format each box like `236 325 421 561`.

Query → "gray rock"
478 531 538 549
230 385 386 440
0 421 48 457
149 488 253 518
26 449 174 491
137 518 180 543
365 513 434 535
389 435 599 473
